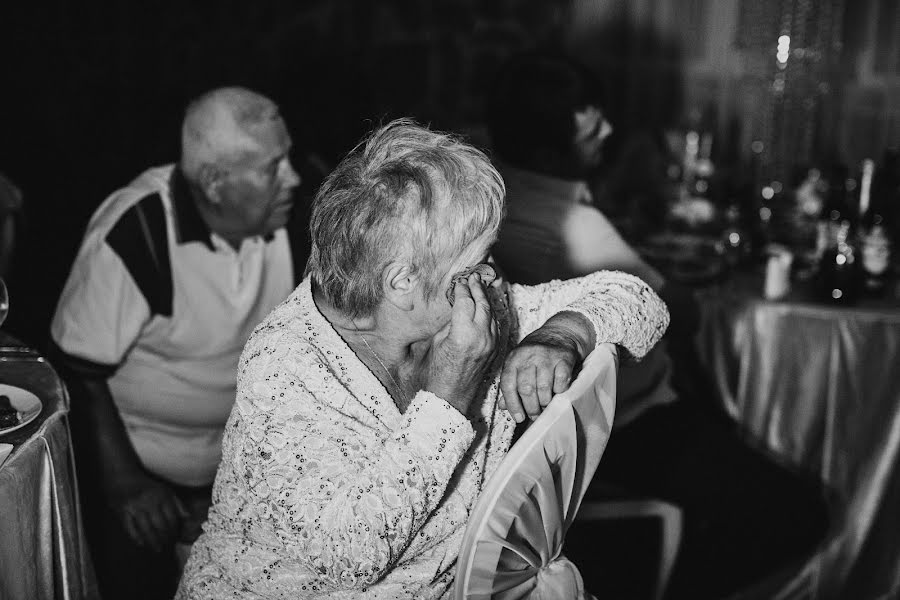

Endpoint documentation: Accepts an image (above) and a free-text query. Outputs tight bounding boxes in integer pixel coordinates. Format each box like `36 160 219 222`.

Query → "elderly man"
50 87 305 600
488 52 830 599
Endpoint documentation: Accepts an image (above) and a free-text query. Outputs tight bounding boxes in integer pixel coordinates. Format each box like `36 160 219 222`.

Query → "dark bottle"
878 147 900 277
812 165 846 270
682 103 717 200
841 171 860 229
721 203 751 268
818 219 862 304
859 158 892 294
792 166 828 277
820 165 851 240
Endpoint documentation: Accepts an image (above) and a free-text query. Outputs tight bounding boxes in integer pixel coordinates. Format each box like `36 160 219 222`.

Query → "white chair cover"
455 344 618 600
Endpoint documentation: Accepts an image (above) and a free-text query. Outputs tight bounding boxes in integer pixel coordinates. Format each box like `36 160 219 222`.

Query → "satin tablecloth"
0 338 98 599
698 275 900 600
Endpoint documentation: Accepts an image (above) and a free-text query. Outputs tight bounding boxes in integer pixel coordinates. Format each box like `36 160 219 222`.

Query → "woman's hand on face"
499 327 582 424
423 273 498 415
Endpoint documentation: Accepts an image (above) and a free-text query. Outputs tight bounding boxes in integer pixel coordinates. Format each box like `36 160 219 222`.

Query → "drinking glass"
0 278 8 327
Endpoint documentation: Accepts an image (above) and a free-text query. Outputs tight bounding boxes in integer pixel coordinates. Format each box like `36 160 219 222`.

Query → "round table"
697 272 900 600
0 334 98 600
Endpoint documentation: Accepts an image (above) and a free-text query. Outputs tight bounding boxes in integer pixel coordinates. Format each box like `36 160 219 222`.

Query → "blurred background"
0 0 898 347
2 3 900 598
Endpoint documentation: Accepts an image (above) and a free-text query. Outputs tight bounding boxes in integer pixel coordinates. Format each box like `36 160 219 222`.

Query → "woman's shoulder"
233 317 334 426
242 279 320 354
237 286 330 381
243 301 313 358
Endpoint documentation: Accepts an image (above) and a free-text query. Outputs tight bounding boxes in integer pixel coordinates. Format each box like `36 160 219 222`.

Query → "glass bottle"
682 103 717 201
859 158 892 294
878 148 900 280
819 165 858 244
721 203 750 269
818 219 861 304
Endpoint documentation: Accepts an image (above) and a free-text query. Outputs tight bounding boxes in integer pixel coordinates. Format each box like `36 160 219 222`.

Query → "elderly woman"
176 120 668 599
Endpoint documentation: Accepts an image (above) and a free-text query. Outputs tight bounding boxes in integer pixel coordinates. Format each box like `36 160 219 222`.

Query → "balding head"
176 87 300 246
180 87 283 184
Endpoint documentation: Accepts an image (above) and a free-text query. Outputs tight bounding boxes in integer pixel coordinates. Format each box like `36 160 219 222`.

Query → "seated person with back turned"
488 52 830 599
176 119 669 599
50 87 307 600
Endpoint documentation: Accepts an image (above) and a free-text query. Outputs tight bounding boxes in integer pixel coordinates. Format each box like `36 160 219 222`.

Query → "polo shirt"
493 164 677 427
51 165 306 486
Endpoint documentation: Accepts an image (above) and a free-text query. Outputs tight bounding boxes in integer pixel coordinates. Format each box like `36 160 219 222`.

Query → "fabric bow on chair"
455 344 618 600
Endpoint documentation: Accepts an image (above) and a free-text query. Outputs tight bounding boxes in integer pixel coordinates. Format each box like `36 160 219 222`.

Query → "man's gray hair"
308 119 506 317
180 87 281 182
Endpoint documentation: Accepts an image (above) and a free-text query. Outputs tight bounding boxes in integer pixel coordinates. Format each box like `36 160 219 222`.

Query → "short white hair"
308 119 506 317
179 87 281 182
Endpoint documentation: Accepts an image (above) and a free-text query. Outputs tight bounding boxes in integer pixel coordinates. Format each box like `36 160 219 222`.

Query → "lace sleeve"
236 340 475 593
508 270 669 359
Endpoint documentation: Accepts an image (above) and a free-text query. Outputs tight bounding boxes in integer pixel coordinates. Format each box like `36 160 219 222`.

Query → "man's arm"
51 191 186 551
563 203 718 411
565 205 700 338
565 204 665 290
57 359 186 552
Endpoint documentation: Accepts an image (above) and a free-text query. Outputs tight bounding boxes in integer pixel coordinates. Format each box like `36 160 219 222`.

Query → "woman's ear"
382 262 418 311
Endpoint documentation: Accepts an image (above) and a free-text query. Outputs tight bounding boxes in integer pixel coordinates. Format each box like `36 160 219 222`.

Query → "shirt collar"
498 163 593 206
170 167 216 251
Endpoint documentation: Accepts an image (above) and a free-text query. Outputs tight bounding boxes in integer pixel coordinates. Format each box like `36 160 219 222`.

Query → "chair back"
455 344 618 600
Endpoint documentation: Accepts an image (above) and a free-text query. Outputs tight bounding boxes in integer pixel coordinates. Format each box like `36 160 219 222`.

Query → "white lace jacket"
176 271 668 600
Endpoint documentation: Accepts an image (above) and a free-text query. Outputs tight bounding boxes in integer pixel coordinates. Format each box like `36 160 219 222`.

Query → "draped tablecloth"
0 337 98 600
698 275 900 599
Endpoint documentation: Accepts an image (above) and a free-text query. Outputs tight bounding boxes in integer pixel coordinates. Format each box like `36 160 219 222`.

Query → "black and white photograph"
0 1 898 599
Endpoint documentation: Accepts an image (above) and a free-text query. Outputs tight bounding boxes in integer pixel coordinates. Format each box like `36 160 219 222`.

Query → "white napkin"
0 443 12 468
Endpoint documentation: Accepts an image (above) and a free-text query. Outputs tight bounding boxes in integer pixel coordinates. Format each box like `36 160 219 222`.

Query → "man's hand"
423 273 499 415
61 375 190 552
109 474 187 552
500 312 594 423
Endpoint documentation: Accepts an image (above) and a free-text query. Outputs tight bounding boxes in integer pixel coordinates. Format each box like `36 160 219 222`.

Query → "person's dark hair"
487 51 604 169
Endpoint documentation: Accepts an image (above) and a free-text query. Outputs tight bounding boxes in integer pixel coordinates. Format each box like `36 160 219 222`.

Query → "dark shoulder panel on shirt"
105 193 173 317
47 339 119 380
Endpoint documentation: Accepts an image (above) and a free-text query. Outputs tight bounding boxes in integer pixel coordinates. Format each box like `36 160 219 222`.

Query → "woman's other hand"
500 311 594 423
423 273 498 414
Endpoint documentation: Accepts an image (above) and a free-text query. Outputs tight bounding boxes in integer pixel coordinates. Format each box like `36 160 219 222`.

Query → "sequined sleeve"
227 331 476 593
508 270 669 359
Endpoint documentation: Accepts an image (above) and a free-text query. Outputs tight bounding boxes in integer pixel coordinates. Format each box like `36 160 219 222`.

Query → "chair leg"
576 500 683 600
653 502 682 600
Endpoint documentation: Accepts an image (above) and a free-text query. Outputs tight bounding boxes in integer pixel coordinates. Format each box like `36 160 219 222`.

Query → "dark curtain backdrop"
0 0 895 348
0 0 573 347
